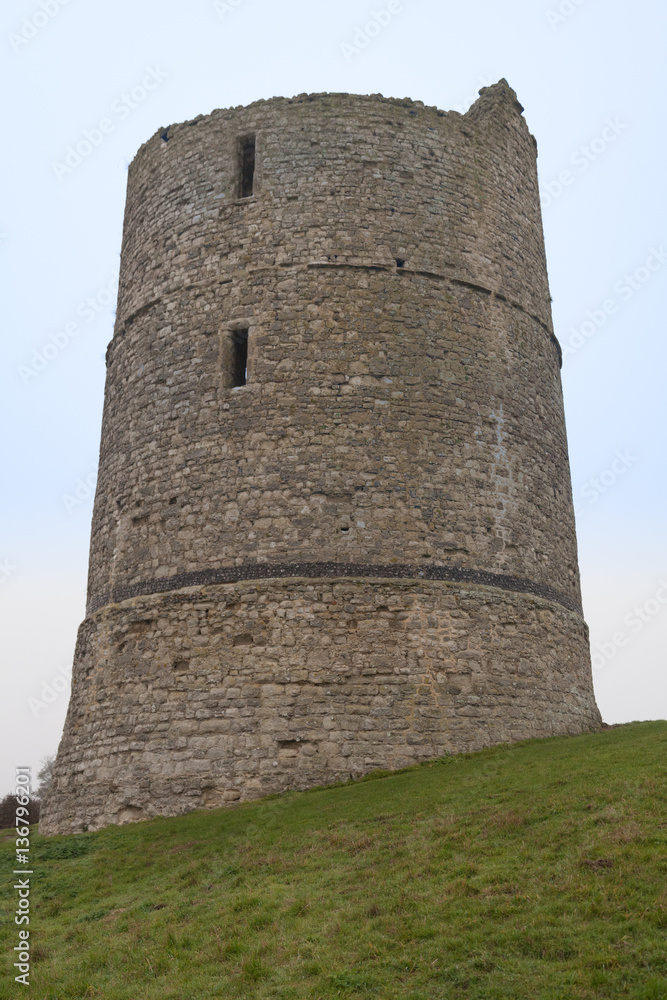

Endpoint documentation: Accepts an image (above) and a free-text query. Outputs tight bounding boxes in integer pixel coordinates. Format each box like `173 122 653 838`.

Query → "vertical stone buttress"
40 81 601 835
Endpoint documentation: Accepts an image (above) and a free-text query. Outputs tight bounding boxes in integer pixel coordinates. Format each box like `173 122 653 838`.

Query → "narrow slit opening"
231 328 248 386
239 136 255 198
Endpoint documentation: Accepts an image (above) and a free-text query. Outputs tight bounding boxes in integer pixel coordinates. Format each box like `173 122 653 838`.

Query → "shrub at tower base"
40 80 601 836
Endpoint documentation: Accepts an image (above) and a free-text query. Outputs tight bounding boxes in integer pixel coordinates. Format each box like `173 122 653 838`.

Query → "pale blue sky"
1 0 665 793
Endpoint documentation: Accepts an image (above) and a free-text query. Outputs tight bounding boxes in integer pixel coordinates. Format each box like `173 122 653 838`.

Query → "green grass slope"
1 721 666 999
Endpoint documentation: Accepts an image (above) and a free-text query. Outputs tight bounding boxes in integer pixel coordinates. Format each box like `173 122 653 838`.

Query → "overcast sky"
1 0 665 794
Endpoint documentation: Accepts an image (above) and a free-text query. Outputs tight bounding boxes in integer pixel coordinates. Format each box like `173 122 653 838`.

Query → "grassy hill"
1 721 666 999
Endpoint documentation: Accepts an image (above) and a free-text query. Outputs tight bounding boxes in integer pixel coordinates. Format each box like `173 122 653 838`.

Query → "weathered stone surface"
42 580 599 834
40 82 601 836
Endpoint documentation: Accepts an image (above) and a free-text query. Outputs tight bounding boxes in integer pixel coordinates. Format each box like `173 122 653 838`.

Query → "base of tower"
39 577 602 836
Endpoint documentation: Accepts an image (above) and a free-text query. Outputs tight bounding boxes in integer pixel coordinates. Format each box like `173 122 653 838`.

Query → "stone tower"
40 81 601 835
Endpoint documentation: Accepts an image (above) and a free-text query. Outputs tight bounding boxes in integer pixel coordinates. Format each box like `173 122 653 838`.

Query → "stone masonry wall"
40 81 602 835
42 579 599 835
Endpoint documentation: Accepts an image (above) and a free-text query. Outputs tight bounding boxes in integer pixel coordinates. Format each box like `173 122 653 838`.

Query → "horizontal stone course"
88 560 581 616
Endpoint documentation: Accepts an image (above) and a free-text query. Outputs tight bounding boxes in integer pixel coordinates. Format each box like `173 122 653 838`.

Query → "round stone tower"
41 81 601 835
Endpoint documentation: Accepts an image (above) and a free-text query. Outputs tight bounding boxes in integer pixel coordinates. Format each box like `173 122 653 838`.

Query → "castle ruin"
40 81 602 835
